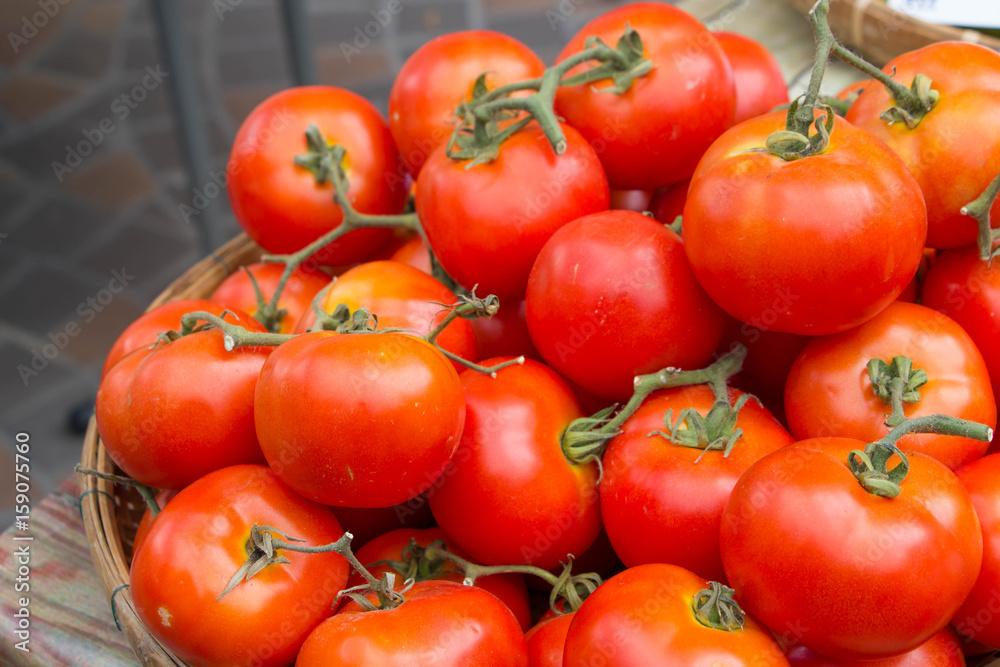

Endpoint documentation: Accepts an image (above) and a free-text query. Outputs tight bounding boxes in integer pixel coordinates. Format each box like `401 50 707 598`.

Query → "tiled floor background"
0 0 855 526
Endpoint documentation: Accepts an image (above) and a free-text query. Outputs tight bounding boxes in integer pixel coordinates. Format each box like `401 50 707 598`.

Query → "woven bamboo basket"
785 0 1000 65
80 233 263 666
80 234 1000 665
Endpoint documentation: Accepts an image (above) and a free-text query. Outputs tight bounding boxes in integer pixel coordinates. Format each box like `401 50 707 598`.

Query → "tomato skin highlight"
526 210 725 402
417 122 610 301
130 465 349 667
554 2 735 189
254 331 465 508
846 42 1000 249
601 385 794 581
563 563 789 666
720 438 983 660
785 301 996 470
297 580 529 667
228 86 405 263
388 30 544 177
428 358 601 571
683 110 927 335
96 311 271 490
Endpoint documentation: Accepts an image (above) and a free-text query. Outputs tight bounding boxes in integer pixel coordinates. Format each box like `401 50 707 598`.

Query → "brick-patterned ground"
0 0 859 525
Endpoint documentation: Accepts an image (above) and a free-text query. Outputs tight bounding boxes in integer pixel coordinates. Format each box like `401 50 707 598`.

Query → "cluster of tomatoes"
89 1 1000 665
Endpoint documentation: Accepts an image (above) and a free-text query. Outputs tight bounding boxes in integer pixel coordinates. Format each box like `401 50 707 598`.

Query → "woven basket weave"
79 234 262 666
785 0 1000 65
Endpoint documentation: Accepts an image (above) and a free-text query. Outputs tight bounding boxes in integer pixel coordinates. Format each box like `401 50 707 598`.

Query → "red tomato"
210 262 330 333
329 497 434 551
525 612 575 667
954 454 1000 648
846 42 1000 248
388 30 544 177
716 317 810 415
720 438 983 659
648 178 689 226
601 385 794 581
471 299 539 362
297 580 529 666
923 246 1000 430
836 79 871 105
525 210 725 402
714 31 789 124
293 260 478 369
347 527 531 631
554 2 735 189
427 358 601 571
563 563 789 666
784 627 965 666
228 86 405 262
417 122 610 301
389 235 433 275
130 465 349 667
131 490 176 560
785 302 996 470
102 298 228 376
683 110 927 335
96 311 271 489
254 331 465 507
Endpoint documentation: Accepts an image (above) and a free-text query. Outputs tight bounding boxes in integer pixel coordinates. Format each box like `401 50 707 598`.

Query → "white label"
887 0 1000 30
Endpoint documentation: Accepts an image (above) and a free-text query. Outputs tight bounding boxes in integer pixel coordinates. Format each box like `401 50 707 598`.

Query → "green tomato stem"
74 464 161 518
965 170 1000 262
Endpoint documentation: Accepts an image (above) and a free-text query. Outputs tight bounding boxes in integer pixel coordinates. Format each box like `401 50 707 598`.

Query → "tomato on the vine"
130 465 349 667
683 110 927 335
783 627 965 666
554 2 735 189
254 331 465 507
953 454 1000 648
210 262 330 333
714 31 789 125
228 86 406 263
388 30 544 177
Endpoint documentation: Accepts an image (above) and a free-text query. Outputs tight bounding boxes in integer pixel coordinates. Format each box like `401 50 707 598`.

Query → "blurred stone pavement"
0 0 848 527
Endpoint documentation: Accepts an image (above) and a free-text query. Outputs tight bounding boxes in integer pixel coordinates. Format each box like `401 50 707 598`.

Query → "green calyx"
766 99 835 161
294 125 343 185
648 393 758 462
867 356 927 428
375 538 454 584
880 73 939 129
692 582 745 632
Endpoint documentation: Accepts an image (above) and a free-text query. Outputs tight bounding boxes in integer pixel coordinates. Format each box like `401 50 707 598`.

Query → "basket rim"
79 233 262 666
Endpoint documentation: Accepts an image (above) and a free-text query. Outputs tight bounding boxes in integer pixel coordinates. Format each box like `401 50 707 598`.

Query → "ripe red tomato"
102 298 229 376
254 331 465 507
228 86 405 262
388 30 544 177
131 490 176 560
297 580 529 666
554 2 735 189
714 31 789 124
609 189 652 212
525 611 575 667
389 235 433 275
525 210 725 402
417 121 610 301
683 110 927 335
471 298 539 362
427 358 601 571
922 246 1000 429
846 42 1000 248
601 385 794 581
96 310 271 489
347 527 531 631
210 262 330 333
130 465 349 667
720 438 983 659
954 454 1000 648
293 260 478 369
785 302 996 470
783 627 965 666
563 563 789 666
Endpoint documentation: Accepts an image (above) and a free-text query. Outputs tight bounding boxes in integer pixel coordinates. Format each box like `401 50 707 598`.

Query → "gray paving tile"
4 197 113 259
218 46 291 86
0 265 105 337
35 30 114 81
398 0 469 38
81 222 196 281
0 341 80 416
